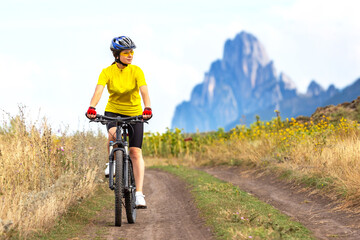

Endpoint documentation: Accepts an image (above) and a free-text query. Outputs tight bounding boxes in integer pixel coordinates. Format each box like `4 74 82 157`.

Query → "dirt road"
78 169 214 240
76 166 360 240
203 166 360 240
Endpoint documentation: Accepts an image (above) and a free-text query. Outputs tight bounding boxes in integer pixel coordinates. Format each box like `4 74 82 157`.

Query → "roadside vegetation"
1 98 358 238
154 165 314 239
0 108 108 239
143 100 360 211
34 185 113 240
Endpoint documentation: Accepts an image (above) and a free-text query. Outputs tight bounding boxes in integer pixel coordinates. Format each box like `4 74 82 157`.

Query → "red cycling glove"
143 107 152 116
87 107 96 115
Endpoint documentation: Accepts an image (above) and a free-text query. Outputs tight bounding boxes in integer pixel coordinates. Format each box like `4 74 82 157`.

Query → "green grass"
28 184 113 240
270 164 339 192
154 165 315 240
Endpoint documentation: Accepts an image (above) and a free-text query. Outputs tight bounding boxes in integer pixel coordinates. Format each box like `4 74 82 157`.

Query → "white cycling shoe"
105 162 115 178
135 192 147 209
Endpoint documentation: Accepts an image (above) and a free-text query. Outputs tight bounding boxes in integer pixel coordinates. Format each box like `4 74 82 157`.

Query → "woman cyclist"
86 36 152 208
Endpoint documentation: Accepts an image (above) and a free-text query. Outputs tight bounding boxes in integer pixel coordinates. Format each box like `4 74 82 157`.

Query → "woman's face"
119 49 134 65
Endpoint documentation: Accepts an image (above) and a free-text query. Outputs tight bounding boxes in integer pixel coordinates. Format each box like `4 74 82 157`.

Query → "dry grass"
143 116 360 211
202 127 360 204
0 110 108 238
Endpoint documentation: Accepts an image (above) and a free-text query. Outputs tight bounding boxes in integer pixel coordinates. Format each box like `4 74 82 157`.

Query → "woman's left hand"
142 107 152 120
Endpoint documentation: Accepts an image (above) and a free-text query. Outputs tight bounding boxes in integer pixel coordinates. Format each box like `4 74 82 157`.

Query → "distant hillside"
172 31 359 132
310 96 360 123
323 78 360 106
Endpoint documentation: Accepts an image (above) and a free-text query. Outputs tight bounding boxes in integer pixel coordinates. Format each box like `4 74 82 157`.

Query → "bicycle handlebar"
86 113 149 125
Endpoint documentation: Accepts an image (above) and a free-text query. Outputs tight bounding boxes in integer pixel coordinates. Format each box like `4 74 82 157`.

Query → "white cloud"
0 55 44 115
250 0 360 92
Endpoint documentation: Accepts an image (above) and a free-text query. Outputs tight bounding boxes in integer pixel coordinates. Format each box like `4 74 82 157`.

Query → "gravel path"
78 169 214 240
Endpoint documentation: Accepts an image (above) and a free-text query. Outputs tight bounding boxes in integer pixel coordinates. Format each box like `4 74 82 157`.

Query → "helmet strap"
115 58 128 67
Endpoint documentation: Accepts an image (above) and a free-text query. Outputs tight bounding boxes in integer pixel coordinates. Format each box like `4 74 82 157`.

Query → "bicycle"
88 114 147 226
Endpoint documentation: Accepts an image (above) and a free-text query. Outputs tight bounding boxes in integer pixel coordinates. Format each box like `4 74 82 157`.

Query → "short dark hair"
112 50 121 58
111 50 122 65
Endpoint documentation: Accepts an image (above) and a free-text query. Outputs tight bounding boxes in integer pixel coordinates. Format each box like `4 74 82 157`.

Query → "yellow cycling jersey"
97 64 147 116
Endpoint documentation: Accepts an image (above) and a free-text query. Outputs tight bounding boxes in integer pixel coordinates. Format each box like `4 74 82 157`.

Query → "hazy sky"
1 0 359 133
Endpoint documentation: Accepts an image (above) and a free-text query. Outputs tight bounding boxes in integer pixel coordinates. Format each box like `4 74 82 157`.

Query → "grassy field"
154 165 314 239
1 104 359 238
0 110 108 238
143 115 360 211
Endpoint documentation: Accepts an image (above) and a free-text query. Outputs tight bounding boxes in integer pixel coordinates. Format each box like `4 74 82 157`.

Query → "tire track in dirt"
202 166 360 240
79 169 214 240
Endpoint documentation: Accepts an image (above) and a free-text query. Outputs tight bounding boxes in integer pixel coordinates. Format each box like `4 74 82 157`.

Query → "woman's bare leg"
129 147 145 192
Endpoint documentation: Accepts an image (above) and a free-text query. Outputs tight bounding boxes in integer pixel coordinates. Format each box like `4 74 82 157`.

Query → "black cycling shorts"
105 111 144 149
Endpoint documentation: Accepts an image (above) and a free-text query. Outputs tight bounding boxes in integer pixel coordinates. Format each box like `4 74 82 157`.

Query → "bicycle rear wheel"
115 150 124 226
125 158 137 223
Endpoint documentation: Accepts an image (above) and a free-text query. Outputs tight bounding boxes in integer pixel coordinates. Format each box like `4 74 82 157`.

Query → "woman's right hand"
86 107 97 119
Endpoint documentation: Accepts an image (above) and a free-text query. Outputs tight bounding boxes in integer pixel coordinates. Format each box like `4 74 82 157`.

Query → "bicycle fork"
108 141 116 190
123 147 130 189
108 142 132 192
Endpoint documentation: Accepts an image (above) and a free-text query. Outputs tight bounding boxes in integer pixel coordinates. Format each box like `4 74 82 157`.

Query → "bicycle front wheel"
115 150 124 226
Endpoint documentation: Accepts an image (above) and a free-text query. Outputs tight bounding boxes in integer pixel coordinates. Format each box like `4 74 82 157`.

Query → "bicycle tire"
125 158 137 223
115 150 124 226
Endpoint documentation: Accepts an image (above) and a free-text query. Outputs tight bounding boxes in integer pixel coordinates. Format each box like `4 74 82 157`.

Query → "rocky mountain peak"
326 84 339 98
307 80 325 97
278 73 297 100
222 31 271 90
172 31 352 132
279 73 297 90
223 31 270 67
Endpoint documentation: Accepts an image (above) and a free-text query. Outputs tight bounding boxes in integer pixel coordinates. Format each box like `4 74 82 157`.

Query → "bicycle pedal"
136 205 147 209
